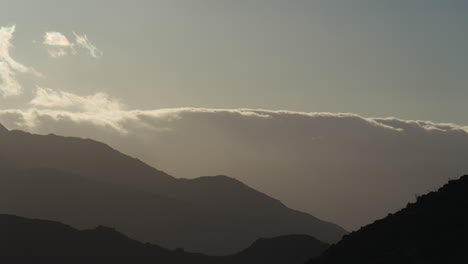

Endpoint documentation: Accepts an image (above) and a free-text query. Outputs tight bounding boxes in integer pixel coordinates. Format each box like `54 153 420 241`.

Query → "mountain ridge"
0 124 7 133
0 123 346 254
308 175 468 264
0 214 329 264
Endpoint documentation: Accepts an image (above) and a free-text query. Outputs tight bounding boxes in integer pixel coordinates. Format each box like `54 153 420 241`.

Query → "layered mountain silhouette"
0 214 328 264
308 175 468 264
0 124 346 255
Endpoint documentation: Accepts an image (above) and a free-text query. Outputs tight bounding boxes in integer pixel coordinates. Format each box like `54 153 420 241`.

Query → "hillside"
225 234 328 264
0 124 346 254
0 214 328 264
0 214 215 264
308 175 468 264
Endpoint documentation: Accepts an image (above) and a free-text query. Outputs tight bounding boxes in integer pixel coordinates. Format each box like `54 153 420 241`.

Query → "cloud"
0 25 36 97
43 31 74 58
28 87 126 131
31 87 123 112
43 31 72 46
42 31 101 58
0 62 22 97
1 104 468 230
42 31 76 58
0 25 29 72
73 32 103 58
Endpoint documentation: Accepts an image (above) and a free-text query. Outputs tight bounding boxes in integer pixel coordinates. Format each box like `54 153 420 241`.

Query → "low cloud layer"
31 87 122 112
1 104 467 230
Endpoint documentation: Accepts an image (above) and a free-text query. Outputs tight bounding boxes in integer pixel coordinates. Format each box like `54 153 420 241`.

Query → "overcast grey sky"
1 0 468 124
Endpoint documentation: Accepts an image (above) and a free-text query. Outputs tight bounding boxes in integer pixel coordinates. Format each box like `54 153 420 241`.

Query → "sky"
0 0 468 124
1 0 468 230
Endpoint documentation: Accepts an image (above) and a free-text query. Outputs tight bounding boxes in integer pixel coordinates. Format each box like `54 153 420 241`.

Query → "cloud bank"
31 87 122 112
1 103 468 230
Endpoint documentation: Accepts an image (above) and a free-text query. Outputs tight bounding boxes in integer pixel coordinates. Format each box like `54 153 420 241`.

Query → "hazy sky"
1 0 468 124
1 0 468 230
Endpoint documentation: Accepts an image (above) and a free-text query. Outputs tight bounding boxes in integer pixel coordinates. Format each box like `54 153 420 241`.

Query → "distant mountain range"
0 124 346 255
308 175 468 264
0 214 328 264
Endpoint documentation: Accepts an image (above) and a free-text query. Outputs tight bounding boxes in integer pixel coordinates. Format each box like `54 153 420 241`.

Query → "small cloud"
73 32 103 58
43 31 72 46
42 31 102 59
43 31 75 58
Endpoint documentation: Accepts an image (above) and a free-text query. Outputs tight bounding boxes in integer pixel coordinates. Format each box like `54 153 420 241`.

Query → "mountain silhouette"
0 214 215 264
0 214 328 264
308 175 468 264
0 123 7 134
0 124 346 255
225 234 328 264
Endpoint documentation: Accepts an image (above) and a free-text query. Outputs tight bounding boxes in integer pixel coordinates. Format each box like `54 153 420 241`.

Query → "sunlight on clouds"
27 87 127 132
1 106 467 230
43 31 74 58
43 32 72 46
43 31 102 58
0 62 22 97
0 25 29 73
31 87 123 112
0 25 35 97
73 32 103 58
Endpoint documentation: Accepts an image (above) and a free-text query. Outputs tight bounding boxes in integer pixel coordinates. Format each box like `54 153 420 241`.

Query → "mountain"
308 175 468 264
0 214 215 264
225 234 328 264
0 125 346 254
0 123 7 133
0 214 329 264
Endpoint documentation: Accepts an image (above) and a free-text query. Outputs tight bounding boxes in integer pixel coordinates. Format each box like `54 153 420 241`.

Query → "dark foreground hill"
0 214 328 264
308 175 468 264
225 234 328 264
0 124 346 254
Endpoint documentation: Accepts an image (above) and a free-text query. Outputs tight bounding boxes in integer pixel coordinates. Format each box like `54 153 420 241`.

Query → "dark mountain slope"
0 168 335 255
0 125 346 254
0 214 216 264
308 175 468 264
0 168 229 252
225 234 328 264
0 123 7 133
0 214 329 264
0 129 177 190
